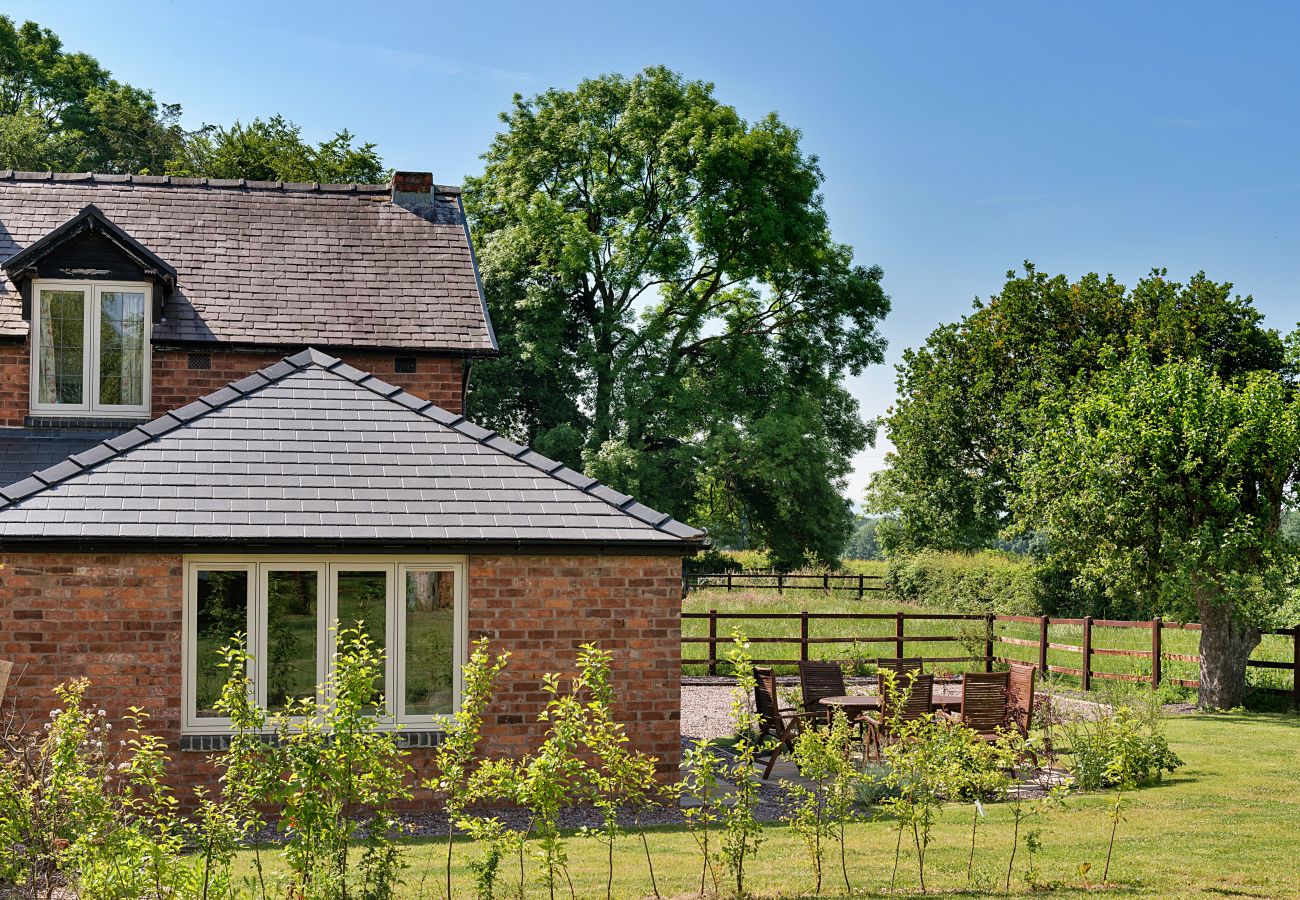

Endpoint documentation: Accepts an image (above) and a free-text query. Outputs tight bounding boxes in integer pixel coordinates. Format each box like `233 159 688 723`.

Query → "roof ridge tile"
0 169 403 195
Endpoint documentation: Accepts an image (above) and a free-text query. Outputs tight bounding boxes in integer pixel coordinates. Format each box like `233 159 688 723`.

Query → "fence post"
823 572 830 592
1151 616 1162 690
1292 626 1299 711
1038 615 1049 675
777 573 784 595
708 609 718 677
858 573 865 598
984 613 994 673
1082 616 1094 692
726 573 732 592
895 612 905 659
801 611 810 662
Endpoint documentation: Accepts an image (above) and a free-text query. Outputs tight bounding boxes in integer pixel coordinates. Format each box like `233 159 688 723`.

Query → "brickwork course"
0 551 683 798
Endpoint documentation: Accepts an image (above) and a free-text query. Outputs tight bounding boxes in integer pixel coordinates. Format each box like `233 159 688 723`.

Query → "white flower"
48 709 59 719
97 710 107 717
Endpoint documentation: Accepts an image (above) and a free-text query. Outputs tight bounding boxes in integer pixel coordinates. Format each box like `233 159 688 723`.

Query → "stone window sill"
180 731 446 752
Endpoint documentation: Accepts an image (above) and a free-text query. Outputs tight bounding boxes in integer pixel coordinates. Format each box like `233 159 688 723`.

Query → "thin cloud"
303 36 536 85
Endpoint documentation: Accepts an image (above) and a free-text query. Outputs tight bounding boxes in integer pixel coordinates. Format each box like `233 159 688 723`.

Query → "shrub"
218 626 413 900
0 681 215 899
683 548 744 574
1061 705 1183 791
430 639 509 900
886 550 1042 615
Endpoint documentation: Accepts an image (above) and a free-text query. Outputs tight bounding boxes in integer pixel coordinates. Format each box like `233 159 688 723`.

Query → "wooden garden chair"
753 666 818 779
799 660 848 725
861 672 934 761
876 657 924 682
942 671 1011 740
1006 663 1036 737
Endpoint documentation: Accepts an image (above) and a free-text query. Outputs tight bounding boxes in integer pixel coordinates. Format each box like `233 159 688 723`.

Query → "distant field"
681 584 1296 701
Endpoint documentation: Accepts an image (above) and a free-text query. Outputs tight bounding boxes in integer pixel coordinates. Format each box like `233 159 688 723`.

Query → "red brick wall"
0 343 28 427
0 551 683 802
0 551 186 769
0 342 465 425
151 348 465 417
467 554 683 777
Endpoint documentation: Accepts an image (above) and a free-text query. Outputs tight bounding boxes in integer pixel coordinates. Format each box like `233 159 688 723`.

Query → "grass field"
228 712 1300 898
681 585 1297 702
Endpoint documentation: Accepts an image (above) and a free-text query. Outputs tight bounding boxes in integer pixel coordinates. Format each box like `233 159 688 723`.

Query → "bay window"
31 279 150 416
183 556 466 733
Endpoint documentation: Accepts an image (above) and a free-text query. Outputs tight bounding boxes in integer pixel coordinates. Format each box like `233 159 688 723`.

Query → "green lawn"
681 586 1296 701
228 712 1300 898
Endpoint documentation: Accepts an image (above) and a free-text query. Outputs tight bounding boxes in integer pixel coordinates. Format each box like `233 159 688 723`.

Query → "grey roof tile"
0 349 705 546
0 175 493 353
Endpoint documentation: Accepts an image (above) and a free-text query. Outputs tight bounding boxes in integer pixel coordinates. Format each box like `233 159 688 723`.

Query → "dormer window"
31 279 151 416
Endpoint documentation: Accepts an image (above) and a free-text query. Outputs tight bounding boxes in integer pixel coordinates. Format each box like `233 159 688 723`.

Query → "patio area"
679 671 1069 809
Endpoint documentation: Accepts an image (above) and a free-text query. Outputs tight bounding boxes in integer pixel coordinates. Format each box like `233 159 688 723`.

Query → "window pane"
266 570 318 712
404 570 455 717
336 570 388 714
194 569 249 718
98 290 146 406
37 289 85 405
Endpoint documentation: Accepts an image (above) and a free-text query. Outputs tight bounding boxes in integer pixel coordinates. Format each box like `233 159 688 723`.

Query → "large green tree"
868 265 1285 553
167 115 385 184
463 66 889 566
0 15 384 183
0 16 184 172
1014 353 1300 709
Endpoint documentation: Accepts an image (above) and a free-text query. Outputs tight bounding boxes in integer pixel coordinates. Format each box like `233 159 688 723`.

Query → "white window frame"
30 277 152 418
182 555 468 734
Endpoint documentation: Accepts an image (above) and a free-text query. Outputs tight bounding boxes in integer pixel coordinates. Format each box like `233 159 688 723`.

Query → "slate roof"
0 171 495 354
0 426 126 489
0 348 705 547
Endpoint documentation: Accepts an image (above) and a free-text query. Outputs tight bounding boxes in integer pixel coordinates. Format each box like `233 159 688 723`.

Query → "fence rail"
683 571 887 598
991 614 1300 701
681 607 1300 708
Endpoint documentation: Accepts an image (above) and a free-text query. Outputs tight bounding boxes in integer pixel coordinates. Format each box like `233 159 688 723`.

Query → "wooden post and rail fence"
681 606 1300 708
683 571 888 598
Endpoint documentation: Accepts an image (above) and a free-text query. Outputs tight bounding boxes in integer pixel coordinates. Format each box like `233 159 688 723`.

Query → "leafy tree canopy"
0 16 184 173
0 15 384 184
842 516 884 561
868 264 1285 554
167 115 385 185
463 66 889 567
1013 351 1300 708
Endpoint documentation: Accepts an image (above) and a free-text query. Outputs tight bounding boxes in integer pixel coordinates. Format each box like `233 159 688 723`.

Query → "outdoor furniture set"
753 657 1037 779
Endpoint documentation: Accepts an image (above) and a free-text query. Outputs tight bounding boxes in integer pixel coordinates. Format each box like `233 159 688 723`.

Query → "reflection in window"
266 570 318 712
37 289 86 405
336 570 388 714
194 570 249 717
98 290 146 406
404 569 455 716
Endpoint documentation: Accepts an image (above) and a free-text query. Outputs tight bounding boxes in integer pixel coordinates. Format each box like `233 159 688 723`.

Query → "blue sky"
14 1 1300 501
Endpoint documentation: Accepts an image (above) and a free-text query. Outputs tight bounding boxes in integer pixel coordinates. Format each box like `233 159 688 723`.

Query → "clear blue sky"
14 1 1300 501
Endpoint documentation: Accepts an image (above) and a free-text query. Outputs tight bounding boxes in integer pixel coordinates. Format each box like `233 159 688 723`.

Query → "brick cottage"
0 171 702 794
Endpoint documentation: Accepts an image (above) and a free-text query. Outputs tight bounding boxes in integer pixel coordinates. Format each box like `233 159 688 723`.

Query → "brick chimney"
391 171 434 210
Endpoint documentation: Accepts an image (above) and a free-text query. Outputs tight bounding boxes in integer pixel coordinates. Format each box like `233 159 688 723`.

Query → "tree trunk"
1196 595 1260 710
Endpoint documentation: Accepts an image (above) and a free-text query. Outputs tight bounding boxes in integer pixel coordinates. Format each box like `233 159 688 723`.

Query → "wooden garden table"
817 692 963 714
